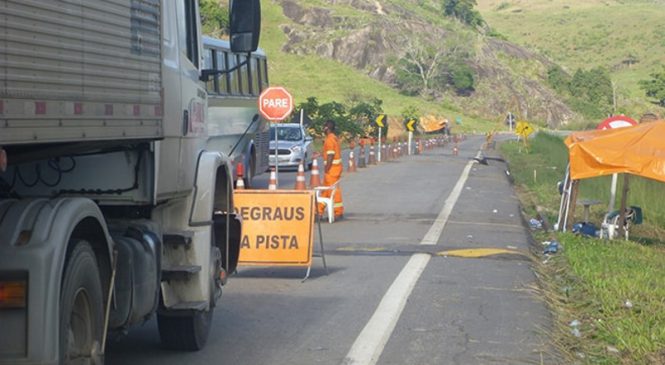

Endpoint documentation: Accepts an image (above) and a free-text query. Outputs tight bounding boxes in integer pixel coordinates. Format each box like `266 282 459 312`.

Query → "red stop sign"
258 86 293 121
596 115 638 130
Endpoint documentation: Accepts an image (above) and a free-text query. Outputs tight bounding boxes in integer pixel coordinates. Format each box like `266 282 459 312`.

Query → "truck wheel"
157 309 212 351
60 241 104 365
157 245 217 351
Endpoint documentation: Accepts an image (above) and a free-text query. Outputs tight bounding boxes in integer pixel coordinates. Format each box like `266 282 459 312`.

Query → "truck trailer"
0 0 260 363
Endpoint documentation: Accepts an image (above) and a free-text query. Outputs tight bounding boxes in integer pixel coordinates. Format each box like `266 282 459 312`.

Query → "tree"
348 97 385 138
442 0 484 28
546 66 570 93
639 67 665 107
567 67 613 117
449 63 475 95
394 33 472 96
294 96 377 141
200 0 229 36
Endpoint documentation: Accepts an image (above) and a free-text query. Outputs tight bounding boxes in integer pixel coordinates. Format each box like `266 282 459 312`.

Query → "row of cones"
235 134 462 191
235 159 323 191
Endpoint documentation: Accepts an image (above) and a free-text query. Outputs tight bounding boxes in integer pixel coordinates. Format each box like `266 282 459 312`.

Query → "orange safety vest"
320 133 344 217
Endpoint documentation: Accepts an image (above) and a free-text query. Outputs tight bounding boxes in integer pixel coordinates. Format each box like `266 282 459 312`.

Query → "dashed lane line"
341 151 481 365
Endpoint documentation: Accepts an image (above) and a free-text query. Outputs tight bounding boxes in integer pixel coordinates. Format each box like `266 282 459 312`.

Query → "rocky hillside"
274 0 578 127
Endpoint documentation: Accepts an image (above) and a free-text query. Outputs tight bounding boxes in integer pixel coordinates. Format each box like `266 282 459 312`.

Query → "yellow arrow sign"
375 114 386 128
515 121 534 138
405 119 417 132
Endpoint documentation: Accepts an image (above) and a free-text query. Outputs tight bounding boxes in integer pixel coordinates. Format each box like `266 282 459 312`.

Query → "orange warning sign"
234 190 315 266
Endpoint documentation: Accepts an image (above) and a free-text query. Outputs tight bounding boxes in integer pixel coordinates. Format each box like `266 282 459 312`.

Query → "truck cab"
0 1 260 364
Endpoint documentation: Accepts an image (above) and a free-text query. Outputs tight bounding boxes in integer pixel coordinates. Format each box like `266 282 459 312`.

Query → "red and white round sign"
258 86 293 122
596 115 638 130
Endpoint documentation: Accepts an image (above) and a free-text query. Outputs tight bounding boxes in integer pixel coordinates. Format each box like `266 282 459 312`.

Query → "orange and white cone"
452 143 459 156
294 162 306 190
309 159 321 188
348 151 356 173
369 144 376 165
235 162 245 190
268 169 277 190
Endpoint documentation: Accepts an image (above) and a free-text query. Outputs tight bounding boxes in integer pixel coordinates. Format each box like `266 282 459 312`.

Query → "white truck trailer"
0 0 261 363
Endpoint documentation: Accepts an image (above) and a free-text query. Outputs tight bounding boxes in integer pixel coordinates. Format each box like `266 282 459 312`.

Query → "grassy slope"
258 0 490 133
477 0 665 117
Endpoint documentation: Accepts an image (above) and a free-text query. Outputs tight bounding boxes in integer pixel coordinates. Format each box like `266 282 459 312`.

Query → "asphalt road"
106 135 557 365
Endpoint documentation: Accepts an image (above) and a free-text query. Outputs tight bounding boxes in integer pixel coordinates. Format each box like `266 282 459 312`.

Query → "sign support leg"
408 131 413 155
377 128 382 162
304 201 329 282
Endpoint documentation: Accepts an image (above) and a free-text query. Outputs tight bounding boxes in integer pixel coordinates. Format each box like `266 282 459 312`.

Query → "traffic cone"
358 141 366 168
452 143 459 156
309 159 321 188
268 169 277 190
235 162 245 190
294 162 306 190
348 151 357 172
368 142 376 165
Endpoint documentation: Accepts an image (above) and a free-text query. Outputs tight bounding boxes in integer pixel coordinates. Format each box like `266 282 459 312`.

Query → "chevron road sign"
375 114 386 128
405 118 417 132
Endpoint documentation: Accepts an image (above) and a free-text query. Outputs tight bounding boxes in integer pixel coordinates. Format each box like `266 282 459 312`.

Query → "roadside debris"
570 319 582 338
607 346 620 354
543 240 560 255
529 218 543 230
572 222 599 237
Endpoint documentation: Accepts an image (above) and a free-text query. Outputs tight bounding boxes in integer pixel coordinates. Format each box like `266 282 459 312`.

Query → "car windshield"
270 126 302 142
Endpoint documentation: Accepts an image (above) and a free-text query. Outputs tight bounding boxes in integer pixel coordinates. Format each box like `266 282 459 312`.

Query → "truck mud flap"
213 213 241 275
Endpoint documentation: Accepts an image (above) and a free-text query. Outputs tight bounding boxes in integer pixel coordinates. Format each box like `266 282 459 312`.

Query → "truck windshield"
270 127 302 142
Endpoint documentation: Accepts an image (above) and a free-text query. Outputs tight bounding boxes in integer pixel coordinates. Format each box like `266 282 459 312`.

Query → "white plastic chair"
314 181 339 223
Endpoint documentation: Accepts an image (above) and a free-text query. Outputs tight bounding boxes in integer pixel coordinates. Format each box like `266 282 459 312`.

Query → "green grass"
477 0 665 118
542 233 665 364
500 133 665 364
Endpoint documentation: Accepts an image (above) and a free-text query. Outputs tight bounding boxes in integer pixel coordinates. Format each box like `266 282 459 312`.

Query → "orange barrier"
294 162 306 190
268 169 277 190
309 159 321 188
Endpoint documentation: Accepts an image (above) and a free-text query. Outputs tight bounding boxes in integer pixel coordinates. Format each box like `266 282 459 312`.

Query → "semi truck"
0 0 261 364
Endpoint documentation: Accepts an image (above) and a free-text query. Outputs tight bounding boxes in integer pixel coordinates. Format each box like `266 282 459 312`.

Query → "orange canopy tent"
564 121 665 183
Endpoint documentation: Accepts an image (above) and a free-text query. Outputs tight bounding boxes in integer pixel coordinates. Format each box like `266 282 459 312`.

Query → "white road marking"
341 150 481 365
420 150 481 245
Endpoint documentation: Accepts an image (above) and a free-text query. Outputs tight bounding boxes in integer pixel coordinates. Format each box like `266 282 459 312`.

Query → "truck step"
163 231 195 247
161 265 201 281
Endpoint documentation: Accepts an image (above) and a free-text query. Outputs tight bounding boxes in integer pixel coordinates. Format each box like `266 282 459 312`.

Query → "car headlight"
290 145 302 153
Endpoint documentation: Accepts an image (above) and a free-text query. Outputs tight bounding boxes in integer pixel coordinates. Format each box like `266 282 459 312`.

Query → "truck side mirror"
229 0 261 53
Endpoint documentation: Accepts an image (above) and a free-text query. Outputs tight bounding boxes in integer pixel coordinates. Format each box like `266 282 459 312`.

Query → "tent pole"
618 174 630 239
566 180 580 231
608 173 618 212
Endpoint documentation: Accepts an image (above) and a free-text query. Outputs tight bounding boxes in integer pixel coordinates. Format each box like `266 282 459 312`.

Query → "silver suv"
268 123 313 170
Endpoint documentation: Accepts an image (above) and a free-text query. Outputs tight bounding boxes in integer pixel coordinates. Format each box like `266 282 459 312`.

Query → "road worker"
319 120 344 220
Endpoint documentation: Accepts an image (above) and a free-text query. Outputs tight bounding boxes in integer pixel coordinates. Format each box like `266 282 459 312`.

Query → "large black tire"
157 309 213 351
157 246 217 351
60 241 104 365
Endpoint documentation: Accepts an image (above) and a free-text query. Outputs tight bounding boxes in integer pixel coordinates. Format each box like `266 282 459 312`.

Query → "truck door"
176 0 208 191
157 0 207 197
